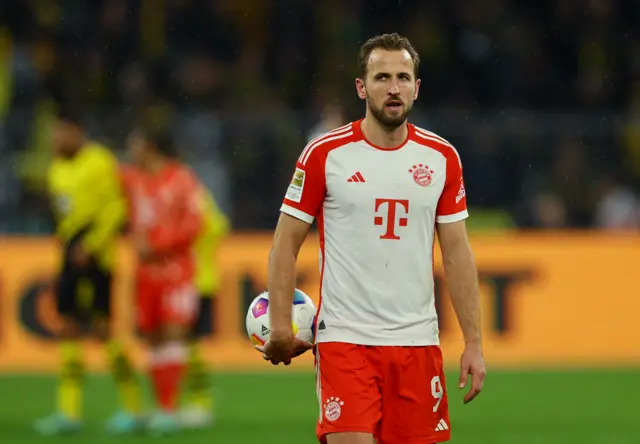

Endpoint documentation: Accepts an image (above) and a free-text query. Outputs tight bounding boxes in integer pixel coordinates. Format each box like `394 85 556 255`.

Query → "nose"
388 83 400 95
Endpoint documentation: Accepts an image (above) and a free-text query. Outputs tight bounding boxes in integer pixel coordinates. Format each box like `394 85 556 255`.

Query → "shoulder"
84 142 118 169
47 158 62 182
410 125 461 166
119 164 140 187
197 186 215 213
48 156 63 171
171 163 201 188
298 122 359 166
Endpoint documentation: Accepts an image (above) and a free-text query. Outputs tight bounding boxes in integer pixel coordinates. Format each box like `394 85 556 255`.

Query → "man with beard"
258 33 486 444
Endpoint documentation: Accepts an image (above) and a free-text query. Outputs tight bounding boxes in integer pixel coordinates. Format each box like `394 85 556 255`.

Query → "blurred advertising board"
0 233 638 372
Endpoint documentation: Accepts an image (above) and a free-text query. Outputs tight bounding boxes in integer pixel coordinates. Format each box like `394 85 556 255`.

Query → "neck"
144 156 168 174
66 137 88 158
361 115 408 149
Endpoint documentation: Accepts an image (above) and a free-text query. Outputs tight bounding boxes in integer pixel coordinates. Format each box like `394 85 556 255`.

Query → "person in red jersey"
257 33 486 444
121 125 203 436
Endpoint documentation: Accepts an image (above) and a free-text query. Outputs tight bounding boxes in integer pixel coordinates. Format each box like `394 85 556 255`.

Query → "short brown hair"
358 33 420 78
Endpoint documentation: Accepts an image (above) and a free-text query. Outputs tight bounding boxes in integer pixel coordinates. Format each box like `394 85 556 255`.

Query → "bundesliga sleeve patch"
456 179 466 204
285 168 305 203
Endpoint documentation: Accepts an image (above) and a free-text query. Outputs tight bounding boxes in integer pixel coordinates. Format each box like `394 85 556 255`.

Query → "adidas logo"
435 419 449 432
261 325 270 335
347 172 366 183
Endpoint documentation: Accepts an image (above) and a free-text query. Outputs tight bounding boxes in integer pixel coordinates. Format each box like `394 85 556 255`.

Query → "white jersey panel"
315 140 449 346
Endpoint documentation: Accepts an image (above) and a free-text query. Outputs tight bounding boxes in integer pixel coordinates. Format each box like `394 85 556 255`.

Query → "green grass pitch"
0 369 637 443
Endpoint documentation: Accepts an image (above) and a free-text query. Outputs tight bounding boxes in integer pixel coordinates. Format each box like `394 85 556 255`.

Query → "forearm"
267 246 297 334
443 242 482 345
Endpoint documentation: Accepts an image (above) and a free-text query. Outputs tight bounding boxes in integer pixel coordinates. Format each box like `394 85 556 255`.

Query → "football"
246 288 317 346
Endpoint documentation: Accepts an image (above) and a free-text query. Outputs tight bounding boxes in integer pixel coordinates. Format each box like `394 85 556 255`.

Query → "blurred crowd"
0 0 638 232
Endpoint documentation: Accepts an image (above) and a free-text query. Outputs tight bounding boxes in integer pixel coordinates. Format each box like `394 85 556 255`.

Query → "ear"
355 78 367 100
413 78 421 101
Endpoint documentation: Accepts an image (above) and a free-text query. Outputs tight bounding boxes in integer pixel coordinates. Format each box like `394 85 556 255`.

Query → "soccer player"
122 125 203 436
259 33 486 444
179 185 230 428
35 107 142 435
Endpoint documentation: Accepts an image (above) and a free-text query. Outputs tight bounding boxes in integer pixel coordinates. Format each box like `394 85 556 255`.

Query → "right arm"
268 213 312 338
81 155 127 256
262 147 327 363
47 164 86 243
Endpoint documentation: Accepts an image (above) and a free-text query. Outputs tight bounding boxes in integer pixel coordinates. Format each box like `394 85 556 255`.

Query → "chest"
129 180 179 226
325 145 447 217
49 161 96 214
50 158 92 191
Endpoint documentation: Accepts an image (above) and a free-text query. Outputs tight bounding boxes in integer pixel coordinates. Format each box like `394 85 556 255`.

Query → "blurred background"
0 0 638 443
1 0 639 231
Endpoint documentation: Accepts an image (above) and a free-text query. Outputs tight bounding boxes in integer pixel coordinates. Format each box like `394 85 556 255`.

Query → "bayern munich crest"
409 164 434 187
323 397 344 422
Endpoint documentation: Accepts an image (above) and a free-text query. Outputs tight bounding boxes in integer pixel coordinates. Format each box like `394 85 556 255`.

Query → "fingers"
255 344 287 365
463 366 486 404
262 353 284 366
268 357 291 366
292 341 314 357
459 364 469 389
476 366 486 392
254 345 274 362
255 340 313 365
463 383 479 404
293 339 313 349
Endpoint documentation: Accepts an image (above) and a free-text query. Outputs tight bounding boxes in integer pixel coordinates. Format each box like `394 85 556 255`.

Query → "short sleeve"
280 150 326 224
180 170 205 214
436 148 469 223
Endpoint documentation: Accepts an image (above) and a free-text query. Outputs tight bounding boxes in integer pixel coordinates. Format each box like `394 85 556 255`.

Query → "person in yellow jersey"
34 107 142 436
179 183 230 428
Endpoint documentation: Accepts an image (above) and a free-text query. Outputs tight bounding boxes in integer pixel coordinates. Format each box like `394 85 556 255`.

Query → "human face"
52 120 82 157
356 48 420 130
126 130 148 167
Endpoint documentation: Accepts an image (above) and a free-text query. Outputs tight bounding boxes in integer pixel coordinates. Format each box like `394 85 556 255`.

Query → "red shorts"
315 342 450 444
136 278 199 333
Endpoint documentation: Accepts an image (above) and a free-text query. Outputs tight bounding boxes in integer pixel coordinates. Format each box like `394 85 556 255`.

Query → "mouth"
385 100 403 111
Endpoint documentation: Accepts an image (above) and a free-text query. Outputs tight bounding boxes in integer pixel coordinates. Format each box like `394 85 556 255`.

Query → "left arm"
436 221 481 346
435 144 485 404
81 157 127 255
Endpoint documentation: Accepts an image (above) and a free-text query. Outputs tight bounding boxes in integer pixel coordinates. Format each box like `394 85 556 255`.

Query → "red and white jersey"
121 163 203 285
280 119 468 346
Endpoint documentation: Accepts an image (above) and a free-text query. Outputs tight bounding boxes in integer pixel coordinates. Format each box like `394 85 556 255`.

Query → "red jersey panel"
121 162 203 284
